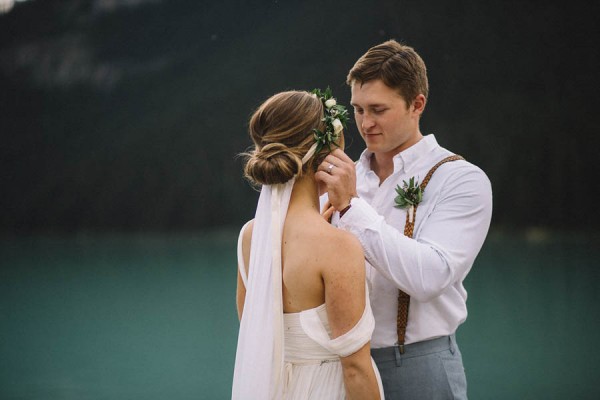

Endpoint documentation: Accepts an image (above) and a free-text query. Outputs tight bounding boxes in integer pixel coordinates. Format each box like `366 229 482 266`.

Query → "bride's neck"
288 173 320 215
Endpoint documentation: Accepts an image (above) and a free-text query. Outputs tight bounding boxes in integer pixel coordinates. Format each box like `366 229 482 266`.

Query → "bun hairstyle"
243 91 328 185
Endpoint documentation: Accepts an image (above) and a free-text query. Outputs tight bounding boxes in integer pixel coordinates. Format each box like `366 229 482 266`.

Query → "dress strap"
236 220 252 288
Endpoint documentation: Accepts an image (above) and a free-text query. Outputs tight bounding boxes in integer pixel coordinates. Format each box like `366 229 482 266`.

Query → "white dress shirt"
333 134 493 348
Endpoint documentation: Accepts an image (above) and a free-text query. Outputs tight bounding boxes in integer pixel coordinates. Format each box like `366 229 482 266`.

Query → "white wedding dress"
237 224 385 399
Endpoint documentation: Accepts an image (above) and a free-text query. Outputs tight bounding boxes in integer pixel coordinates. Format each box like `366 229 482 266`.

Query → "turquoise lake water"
1 229 598 399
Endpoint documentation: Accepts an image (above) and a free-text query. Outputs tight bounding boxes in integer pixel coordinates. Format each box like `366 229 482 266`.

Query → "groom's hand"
321 201 335 223
316 149 357 211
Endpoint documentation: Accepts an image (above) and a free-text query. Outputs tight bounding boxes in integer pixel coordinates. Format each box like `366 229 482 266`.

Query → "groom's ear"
411 94 427 116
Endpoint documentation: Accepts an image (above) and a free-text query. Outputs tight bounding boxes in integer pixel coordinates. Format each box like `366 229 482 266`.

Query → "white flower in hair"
311 87 349 154
332 118 343 135
324 98 337 108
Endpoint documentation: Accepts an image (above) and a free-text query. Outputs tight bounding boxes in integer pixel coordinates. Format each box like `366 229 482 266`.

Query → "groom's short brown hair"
347 40 429 106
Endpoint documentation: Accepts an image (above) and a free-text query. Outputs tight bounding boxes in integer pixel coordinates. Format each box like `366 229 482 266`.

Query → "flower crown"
311 87 350 154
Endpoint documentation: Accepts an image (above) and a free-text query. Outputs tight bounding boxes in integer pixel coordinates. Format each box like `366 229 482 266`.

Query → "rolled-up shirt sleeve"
337 166 492 302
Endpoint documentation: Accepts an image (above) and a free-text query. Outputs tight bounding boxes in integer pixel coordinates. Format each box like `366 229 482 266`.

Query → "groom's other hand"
321 201 335 223
316 149 357 211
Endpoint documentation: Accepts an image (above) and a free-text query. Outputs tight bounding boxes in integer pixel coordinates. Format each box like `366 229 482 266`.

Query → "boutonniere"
394 177 423 223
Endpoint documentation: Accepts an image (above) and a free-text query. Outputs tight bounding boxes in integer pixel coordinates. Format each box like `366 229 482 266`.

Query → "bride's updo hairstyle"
244 91 330 185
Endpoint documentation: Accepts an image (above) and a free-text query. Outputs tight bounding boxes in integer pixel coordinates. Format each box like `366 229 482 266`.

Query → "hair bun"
244 143 303 185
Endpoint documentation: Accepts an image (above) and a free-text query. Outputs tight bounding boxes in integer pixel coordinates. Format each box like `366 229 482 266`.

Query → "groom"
317 40 493 399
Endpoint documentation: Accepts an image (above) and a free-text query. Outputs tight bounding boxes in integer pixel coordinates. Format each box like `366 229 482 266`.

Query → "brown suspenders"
396 155 464 353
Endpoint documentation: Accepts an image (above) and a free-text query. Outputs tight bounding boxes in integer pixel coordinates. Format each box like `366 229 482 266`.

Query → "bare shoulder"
241 219 254 270
327 225 363 261
310 219 364 272
318 222 367 338
242 219 254 247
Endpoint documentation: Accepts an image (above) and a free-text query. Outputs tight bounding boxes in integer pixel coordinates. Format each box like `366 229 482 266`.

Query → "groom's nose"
361 114 376 132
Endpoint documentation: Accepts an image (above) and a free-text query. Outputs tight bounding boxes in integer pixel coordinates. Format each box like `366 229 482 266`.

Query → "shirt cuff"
337 197 383 235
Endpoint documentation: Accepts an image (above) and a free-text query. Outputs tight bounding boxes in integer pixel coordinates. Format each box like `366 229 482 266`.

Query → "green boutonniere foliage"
394 177 423 209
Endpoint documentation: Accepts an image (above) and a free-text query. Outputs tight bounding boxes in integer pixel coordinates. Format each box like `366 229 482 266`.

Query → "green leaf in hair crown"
310 87 350 154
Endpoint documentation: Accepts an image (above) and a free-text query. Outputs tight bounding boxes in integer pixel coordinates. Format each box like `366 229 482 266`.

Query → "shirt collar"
357 134 439 175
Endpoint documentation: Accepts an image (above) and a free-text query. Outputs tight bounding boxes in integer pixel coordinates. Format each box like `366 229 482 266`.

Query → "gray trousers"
371 335 467 400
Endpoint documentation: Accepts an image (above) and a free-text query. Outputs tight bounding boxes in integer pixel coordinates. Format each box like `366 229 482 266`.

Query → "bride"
232 89 383 399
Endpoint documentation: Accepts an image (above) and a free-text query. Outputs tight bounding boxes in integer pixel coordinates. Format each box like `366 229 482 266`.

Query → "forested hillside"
1 0 597 232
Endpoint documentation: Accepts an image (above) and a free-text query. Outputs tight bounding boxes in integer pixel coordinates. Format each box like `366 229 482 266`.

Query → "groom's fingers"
318 151 353 174
321 200 333 214
317 149 352 173
315 168 334 188
328 148 354 164
322 149 354 171
322 205 335 223
316 149 357 210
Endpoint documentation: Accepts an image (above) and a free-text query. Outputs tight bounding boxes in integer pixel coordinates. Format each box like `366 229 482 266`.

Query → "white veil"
232 143 318 400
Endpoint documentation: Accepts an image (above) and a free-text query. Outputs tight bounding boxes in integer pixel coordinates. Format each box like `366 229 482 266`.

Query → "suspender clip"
398 344 405 354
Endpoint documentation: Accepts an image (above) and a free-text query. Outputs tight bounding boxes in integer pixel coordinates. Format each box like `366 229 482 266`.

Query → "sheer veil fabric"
232 144 318 399
232 181 292 399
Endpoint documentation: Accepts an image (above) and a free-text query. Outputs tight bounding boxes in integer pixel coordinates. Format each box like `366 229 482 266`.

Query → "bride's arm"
236 220 254 320
340 345 380 400
236 270 246 321
323 231 381 400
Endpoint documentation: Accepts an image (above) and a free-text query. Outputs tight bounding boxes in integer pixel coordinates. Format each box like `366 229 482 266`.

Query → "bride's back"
281 211 334 313
239 204 363 315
